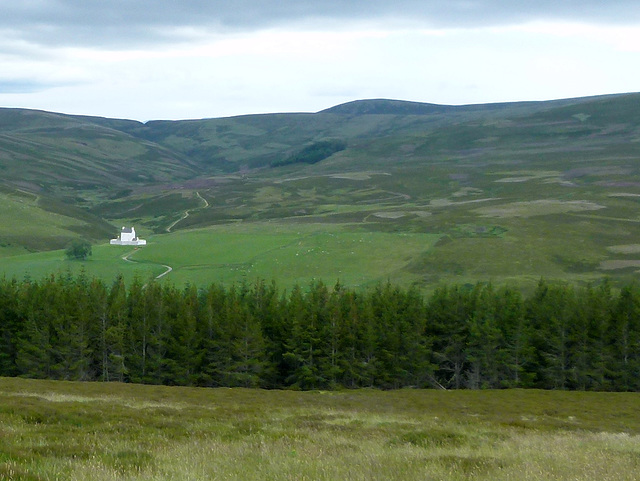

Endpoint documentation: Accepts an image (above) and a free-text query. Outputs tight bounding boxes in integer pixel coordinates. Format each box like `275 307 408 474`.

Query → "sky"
1 1 639 121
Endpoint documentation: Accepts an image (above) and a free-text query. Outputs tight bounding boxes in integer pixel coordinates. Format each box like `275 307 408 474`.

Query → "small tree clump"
65 240 92 260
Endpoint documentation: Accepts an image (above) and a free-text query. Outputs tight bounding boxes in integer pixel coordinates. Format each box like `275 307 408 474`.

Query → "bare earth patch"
607 244 640 254
608 193 640 198
475 200 605 218
599 260 640 270
431 197 499 207
411 211 432 218
329 172 390 181
493 171 562 184
494 176 536 183
373 211 407 219
278 172 390 183
452 187 483 197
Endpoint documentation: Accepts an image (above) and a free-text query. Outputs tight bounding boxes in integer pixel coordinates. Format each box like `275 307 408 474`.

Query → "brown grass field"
1 378 639 480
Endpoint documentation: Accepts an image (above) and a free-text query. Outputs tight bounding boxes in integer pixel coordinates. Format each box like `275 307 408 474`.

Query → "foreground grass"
1 379 639 480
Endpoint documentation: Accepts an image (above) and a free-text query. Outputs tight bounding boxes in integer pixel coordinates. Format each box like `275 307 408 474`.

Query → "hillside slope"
2 94 635 188
0 108 198 194
2 93 640 291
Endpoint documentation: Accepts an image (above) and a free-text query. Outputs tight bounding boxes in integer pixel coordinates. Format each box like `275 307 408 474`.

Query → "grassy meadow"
1 378 639 480
0 245 159 285
0 223 442 290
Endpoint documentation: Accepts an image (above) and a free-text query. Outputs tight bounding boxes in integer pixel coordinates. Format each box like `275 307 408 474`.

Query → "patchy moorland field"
3 94 640 291
4 165 640 292
1 378 639 480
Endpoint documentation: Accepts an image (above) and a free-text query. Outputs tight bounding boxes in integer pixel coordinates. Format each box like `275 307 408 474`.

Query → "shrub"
65 240 92 260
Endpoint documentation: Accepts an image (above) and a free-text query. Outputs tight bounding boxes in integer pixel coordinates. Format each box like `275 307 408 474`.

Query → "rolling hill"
2 93 640 290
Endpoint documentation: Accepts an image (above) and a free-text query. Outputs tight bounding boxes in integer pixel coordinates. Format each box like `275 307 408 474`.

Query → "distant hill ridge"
319 99 457 115
319 94 632 116
0 91 638 192
1 92 632 123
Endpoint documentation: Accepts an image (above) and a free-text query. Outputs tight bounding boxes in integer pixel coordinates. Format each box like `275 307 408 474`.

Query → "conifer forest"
1 274 639 392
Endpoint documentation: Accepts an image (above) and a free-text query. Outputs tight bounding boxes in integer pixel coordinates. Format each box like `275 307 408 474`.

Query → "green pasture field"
0 223 442 290
131 223 441 288
1 378 639 481
0 245 160 285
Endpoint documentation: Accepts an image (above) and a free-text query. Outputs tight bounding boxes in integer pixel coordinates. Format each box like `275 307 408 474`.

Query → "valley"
2 93 640 291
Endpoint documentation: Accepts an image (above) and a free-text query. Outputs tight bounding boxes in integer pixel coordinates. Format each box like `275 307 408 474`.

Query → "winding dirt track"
121 192 209 281
122 251 172 280
166 191 209 233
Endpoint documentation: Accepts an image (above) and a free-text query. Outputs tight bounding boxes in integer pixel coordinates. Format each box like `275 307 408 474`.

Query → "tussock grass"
1 379 639 480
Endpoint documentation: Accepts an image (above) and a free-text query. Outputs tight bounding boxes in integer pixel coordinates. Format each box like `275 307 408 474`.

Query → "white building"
110 226 147 246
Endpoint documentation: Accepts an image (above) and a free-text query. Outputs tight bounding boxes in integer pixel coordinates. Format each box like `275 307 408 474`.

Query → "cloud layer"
2 2 639 120
5 1 640 48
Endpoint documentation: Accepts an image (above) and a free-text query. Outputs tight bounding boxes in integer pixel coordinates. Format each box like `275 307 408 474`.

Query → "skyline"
1 1 639 121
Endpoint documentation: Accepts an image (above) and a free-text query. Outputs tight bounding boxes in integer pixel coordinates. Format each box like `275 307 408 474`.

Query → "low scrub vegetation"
0 378 639 480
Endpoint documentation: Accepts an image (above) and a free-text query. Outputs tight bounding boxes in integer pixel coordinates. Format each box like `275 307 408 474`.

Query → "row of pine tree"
0 273 639 391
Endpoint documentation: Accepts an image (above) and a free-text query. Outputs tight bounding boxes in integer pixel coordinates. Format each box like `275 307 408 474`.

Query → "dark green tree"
465 284 504 389
526 280 574 389
608 283 640 391
494 286 534 387
0 277 22 376
427 285 472 389
65 240 92 261
283 283 327 389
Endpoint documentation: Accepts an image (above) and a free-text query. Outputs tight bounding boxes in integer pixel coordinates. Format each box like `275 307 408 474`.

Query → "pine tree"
125 277 149 383
584 281 613 390
87 278 110 381
427 285 472 389
608 284 640 391
494 286 533 387
145 282 169 384
195 283 227 386
247 279 282 387
526 280 574 389
0 277 22 376
16 280 53 378
229 290 266 388
283 284 325 389
105 275 128 382
465 284 504 389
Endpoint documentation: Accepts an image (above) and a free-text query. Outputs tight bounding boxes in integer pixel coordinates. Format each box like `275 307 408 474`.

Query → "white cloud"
1 3 640 119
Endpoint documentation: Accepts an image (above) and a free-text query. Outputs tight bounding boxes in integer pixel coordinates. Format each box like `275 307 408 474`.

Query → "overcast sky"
1 1 639 121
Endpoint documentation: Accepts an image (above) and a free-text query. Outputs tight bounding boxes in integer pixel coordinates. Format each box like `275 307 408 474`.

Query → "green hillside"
2 93 640 290
0 108 197 194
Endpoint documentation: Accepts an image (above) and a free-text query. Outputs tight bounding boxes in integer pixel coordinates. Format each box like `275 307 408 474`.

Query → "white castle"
110 226 147 246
